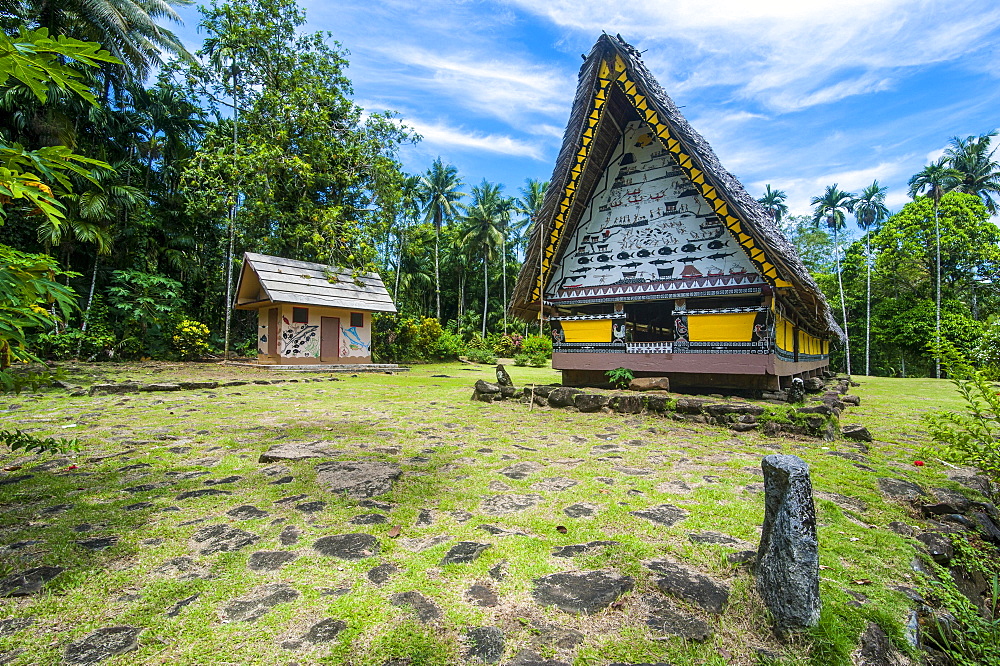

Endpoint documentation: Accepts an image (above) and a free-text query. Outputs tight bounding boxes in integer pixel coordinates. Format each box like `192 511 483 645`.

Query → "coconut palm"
461 180 507 337
851 180 889 376
22 0 191 86
908 159 961 378
945 131 1000 214
512 178 548 253
757 184 788 223
418 157 465 320
811 184 855 375
392 174 421 300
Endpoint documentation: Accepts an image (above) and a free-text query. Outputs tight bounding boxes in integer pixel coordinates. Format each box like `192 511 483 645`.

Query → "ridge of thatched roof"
509 34 842 339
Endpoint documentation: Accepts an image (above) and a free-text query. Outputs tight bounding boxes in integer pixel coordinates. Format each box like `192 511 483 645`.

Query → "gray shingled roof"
235 252 397 313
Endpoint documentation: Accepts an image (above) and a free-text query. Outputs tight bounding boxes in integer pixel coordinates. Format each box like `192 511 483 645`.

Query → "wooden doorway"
320 316 340 362
267 308 278 356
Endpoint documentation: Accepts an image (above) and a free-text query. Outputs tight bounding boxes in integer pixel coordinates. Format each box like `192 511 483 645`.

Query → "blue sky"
168 0 1000 224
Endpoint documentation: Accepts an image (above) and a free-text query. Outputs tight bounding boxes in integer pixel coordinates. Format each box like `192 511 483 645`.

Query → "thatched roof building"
509 34 840 390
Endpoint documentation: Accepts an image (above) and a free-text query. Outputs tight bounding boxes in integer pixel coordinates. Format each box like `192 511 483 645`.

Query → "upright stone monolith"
756 454 821 629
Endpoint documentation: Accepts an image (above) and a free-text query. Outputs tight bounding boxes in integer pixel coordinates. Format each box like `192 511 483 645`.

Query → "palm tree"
418 158 465 321
392 174 421 301
757 184 788 223
23 0 191 87
944 131 1000 214
851 180 889 376
461 180 506 337
908 159 961 378
811 184 855 375
513 178 549 253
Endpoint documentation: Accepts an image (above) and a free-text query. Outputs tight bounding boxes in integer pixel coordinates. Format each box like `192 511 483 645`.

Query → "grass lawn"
0 362 984 665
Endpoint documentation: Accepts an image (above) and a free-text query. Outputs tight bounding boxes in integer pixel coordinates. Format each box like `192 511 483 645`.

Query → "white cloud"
506 0 1000 111
405 118 546 159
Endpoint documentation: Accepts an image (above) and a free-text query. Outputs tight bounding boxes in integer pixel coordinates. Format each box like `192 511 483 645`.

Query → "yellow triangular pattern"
774 279 792 288
614 55 625 72
599 60 610 78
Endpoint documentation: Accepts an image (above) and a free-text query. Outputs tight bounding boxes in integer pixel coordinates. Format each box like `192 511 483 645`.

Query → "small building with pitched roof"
234 252 396 364
509 35 842 390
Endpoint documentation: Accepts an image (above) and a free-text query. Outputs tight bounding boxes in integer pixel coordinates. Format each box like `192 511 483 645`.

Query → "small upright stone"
756 454 821 629
786 377 805 404
496 365 513 387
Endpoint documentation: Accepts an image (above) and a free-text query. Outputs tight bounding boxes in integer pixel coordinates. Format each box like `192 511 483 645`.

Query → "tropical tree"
513 178 548 254
418 157 465 320
392 174 421 300
945 131 1000 215
461 180 506 337
811 184 855 374
757 184 788 223
15 0 191 88
908 159 962 378
851 180 890 376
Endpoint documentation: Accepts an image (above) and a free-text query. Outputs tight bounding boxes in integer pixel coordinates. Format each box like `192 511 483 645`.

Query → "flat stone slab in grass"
477 524 529 537
279 526 300 546
166 594 199 617
192 524 260 555
75 536 118 551
878 477 927 501
532 570 634 614
176 488 231 500
498 461 544 480
563 503 597 518
442 541 492 565
258 442 339 462
646 559 730 614
631 504 689 526
315 460 402 498
398 535 453 552
530 477 578 492
0 618 33 637
303 618 346 644
466 583 499 607
350 513 387 525
390 590 440 622
65 626 142 664
295 501 327 513
613 466 654 476
816 491 868 513
314 533 379 560
688 531 755 549
247 551 297 571
481 494 543 515
591 444 624 454
222 583 299 622
367 563 398 584
0 566 64 597
465 626 505 663
154 556 211 581
227 505 269 520
552 541 618 557
645 596 712 641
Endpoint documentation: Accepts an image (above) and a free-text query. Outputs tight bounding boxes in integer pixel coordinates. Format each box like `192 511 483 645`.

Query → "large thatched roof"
509 34 842 339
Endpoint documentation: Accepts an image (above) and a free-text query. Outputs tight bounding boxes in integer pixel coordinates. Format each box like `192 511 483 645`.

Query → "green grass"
0 363 982 665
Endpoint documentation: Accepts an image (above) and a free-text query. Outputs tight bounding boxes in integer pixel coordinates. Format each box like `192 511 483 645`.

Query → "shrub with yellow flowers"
171 319 210 360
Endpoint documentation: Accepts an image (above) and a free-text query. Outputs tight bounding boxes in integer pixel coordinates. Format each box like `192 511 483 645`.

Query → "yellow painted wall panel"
688 313 757 342
561 319 612 343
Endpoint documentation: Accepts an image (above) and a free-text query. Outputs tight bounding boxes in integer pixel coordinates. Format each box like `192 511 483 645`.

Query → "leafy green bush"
922 343 1000 480
35 329 115 360
606 367 634 389
491 332 523 357
371 315 461 362
172 319 211 360
521 334 552 359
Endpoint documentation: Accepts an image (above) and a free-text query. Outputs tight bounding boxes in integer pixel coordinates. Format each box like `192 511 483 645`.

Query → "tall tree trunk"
835 225 851 375
482 257 489 338
224 65 239 361
865 235 871 376
501 233 507 333
393 223 404 300
934 200 941 379
434 213 441 321
76 254 100 358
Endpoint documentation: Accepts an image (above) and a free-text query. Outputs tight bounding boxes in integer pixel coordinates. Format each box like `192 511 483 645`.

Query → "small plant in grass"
606 366 634 389
922 342 1000 480
0 428 80 454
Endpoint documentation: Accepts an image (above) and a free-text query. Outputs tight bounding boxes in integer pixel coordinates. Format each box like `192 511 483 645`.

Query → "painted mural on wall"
545 120 759 302
340 325 370 357
279 316 320 357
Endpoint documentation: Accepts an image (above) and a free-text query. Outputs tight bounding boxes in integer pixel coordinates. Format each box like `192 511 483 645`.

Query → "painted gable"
545 121 760 302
